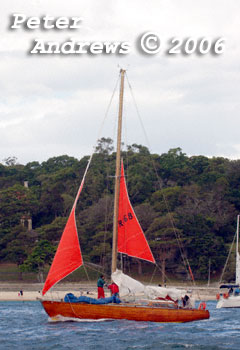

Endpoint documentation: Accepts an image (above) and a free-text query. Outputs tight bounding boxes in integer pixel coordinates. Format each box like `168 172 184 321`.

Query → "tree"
176 184 236 236
0 184 38 233
178 214 227 278
77 196 113 264
37 182 65 224
157 148 192 186
95 137 114 155
3 156 18 166
20 240 56 282
147 214 181 283
0 225 37 279
151 186 182 214
36 217 67 242
125 145 155 203
127 144 150 155
134 203 157 231
41 155 79 173
0 146 239 281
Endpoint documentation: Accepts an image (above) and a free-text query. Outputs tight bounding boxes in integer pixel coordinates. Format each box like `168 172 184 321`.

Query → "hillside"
1 139 239 283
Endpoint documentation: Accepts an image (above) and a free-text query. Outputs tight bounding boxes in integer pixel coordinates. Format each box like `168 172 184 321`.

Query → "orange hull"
41 300 210 323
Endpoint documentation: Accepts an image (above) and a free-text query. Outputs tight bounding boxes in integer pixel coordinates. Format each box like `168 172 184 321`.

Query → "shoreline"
0 282 218 301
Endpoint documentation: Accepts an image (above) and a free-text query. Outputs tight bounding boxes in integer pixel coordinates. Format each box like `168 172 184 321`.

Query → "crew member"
108 282 119 297
97 275 106 299
182 294 190 308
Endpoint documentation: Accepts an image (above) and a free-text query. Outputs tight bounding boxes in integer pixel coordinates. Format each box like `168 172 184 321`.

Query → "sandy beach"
0 282 98 301
0 282 218 301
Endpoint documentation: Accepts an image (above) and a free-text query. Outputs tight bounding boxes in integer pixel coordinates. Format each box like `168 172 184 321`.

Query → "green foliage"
178 214 227 278
41 155 79 174
35 217 67 242
76 196 113 263
156 148 192 186
0 146 239 280
20 240 56 273
95 137 114 155
147 214 181 261
0 184 38 231
151 186 182 214
3 156 18 166
1 223 36 255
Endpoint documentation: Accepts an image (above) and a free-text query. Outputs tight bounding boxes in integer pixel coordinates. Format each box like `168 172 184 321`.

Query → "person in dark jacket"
182 294 190 308
97 275 106 299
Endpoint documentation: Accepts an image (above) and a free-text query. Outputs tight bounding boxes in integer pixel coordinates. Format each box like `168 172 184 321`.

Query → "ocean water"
0 301 239 350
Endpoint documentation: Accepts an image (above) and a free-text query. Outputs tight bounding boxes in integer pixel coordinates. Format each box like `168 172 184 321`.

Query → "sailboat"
40 69 210 322
216 215 240 308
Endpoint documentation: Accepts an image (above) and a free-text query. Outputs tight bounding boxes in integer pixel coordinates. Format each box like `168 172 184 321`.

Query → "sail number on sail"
118 212 133 227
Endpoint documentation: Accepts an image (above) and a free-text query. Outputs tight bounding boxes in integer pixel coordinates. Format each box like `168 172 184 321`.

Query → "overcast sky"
0 0 239 165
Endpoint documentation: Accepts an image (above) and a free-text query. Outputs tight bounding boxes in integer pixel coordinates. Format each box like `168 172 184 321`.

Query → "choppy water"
0 301 240 350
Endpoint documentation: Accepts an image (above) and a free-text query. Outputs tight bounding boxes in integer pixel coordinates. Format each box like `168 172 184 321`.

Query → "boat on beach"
216 215 240 308
40 69 210 323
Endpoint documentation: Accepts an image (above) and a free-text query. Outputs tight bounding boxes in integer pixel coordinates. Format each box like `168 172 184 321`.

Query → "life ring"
198 302 206 310
216 293 220 300
223 293 229 299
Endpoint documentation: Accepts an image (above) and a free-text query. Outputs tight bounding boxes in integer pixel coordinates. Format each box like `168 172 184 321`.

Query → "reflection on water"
0 301 240 350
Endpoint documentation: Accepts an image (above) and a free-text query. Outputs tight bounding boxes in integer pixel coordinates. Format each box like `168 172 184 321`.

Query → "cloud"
0 0 240 164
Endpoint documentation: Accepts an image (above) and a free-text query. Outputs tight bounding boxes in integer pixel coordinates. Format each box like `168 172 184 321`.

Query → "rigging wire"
100 74 122 272
79 72 120 279
125 72 197 288
83 265 91 282
219 230 237 285
74 72 120 211
94 73 120 152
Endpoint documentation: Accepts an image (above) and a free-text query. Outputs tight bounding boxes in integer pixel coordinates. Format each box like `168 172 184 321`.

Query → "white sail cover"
144 285 186 300
111 270 186 299
112 269 145 296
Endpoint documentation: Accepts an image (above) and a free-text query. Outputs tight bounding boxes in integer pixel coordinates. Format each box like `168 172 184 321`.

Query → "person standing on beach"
97 275 106 299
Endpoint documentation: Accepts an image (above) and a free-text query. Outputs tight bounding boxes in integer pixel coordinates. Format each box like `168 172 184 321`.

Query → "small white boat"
216 215 240 308
216 284 240 308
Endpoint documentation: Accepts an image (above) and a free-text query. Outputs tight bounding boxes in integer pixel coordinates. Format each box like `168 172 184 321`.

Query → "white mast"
111 69 125 274
236 215 240 284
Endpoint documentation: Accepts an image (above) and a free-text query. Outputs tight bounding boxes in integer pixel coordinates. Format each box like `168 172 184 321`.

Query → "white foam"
48 315 113 323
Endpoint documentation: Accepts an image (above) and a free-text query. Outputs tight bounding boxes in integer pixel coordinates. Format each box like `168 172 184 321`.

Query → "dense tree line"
1 139 240 282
